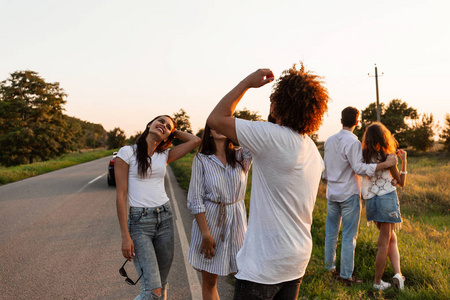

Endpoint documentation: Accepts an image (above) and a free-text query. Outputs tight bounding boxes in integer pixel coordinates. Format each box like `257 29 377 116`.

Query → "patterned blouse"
361 155 396 200
187 147 252 276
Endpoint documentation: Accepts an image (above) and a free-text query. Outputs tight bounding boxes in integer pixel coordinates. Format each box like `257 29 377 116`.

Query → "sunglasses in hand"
119 259 143 285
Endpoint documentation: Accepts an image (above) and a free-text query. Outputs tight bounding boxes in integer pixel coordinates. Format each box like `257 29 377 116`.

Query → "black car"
107 152 118 186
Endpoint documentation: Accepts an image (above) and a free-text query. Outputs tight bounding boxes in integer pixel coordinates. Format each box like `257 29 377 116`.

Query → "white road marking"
166 171 203 300
88 174 104 185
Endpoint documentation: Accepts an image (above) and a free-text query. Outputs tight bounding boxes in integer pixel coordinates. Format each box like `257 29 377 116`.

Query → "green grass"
0 148 116 185
170 152 450 299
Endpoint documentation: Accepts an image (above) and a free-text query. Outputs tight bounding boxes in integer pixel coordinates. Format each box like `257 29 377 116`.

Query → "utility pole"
368 64 383 122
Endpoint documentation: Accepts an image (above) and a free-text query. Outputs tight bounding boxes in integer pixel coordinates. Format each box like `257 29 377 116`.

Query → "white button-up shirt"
323 129 377 202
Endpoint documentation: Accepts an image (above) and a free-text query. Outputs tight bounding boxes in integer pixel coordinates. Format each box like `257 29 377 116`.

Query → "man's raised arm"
207 69 274 144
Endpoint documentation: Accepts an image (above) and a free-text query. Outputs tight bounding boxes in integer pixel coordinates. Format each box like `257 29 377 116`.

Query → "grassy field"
170 152 449 299
0 148 117 185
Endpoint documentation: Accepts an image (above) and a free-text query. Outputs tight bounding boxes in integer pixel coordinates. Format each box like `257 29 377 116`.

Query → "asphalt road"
0 156 234 300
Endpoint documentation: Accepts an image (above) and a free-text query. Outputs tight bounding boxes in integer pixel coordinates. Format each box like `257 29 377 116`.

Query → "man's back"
324 129 375 201
235 119 324 284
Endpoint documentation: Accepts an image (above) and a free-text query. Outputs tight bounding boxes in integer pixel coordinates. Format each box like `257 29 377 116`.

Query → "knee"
202 274 218 290
203 278 217 290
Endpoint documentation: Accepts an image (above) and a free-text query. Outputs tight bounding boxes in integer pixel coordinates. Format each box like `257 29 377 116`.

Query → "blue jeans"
324 194 361 279
128 202 174 300
233 277 302 300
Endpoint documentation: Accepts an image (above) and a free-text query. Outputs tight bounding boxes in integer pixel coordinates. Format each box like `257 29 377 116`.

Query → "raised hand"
397 149 407 162
242 69 275 88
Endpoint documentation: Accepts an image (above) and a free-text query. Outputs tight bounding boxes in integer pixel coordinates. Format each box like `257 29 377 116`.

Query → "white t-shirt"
235 119 324 284
117 145 170 207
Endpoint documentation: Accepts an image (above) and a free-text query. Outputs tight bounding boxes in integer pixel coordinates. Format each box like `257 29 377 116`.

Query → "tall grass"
170 152 450 299
0 149 116 185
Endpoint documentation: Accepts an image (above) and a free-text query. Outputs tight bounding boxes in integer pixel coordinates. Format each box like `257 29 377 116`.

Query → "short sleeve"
235 118 273 156
117 145 134 165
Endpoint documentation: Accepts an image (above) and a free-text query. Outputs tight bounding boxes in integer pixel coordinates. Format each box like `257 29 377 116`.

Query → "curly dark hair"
269 63 329 134
135 115 176 178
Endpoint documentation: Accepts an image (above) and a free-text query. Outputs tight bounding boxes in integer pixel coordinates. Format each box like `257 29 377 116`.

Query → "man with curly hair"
323 107 397 285
207 64 329 300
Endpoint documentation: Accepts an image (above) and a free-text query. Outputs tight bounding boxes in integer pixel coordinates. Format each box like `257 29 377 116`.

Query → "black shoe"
338 276 363 286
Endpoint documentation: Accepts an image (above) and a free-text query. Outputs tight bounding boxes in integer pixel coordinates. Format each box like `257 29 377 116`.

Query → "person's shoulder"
118 145 134 154
194 152 209 162
236 118 268 128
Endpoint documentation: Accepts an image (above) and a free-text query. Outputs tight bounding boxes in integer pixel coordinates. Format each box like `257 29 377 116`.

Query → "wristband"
400 171 407 175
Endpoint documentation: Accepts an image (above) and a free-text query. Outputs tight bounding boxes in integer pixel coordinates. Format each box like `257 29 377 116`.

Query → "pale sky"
1 0 449 141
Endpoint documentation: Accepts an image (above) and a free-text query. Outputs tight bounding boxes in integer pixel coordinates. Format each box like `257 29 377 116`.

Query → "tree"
196 128 204 139
106 127 127 149
355 99 418 147
64 116 107 149
173 109 193 133
127 131 142 145
0 70 80 166
439 113 450 152
172 109 193 146
233 108 264 121
405 113 435 151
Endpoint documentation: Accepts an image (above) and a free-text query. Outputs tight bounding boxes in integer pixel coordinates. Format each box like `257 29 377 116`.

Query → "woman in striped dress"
187 124 252 300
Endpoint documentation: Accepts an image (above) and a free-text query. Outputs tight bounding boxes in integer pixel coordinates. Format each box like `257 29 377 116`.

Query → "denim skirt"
365 191 402 223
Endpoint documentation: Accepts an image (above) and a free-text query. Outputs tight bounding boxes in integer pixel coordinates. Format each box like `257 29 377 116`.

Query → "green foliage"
440 114 450 152
405 114 435 151
196 128 204 139
0 149 114 184
0 70 82 166
169 152 194 191
173 108 193 133
127 131 142 145
173 108 193 146
106 127 126 149
355 99 418 147
233 107 264 121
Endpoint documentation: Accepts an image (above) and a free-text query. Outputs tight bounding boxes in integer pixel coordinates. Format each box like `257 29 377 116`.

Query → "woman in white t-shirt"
187 124 252 300
361 122 408 291
115 115 200 300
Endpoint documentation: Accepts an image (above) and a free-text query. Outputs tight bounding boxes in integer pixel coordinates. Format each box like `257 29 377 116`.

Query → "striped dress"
187 147 252 276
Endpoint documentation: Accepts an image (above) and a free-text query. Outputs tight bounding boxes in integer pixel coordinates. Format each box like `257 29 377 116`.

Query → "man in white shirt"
207 64 329 300
323 107 397 284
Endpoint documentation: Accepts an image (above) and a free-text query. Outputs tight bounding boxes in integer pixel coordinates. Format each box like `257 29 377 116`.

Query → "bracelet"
400 171 407 175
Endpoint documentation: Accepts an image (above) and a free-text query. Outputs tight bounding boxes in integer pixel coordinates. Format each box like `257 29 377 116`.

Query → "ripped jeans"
365 191 402 224
128 202 174 300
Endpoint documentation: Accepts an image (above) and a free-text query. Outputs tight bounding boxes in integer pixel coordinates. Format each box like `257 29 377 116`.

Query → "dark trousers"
233 277 303 300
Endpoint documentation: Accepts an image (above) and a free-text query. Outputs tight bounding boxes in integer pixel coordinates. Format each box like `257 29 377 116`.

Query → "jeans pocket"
129 213 142 224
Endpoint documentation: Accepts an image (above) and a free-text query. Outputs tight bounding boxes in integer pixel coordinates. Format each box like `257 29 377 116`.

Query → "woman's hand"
397 149 407 162
121 235 135 261
200 234 216 259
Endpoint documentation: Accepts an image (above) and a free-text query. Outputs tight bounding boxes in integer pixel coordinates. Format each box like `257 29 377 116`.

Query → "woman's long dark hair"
135 115 176 178
362 122 398 163
198 124 243 169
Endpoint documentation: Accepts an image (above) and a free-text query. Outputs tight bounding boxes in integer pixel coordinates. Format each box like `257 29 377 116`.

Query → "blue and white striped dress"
187 147 252 276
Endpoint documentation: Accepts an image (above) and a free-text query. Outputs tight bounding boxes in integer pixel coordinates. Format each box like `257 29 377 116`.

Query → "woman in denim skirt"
361 122 408 291
115 115 201 300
